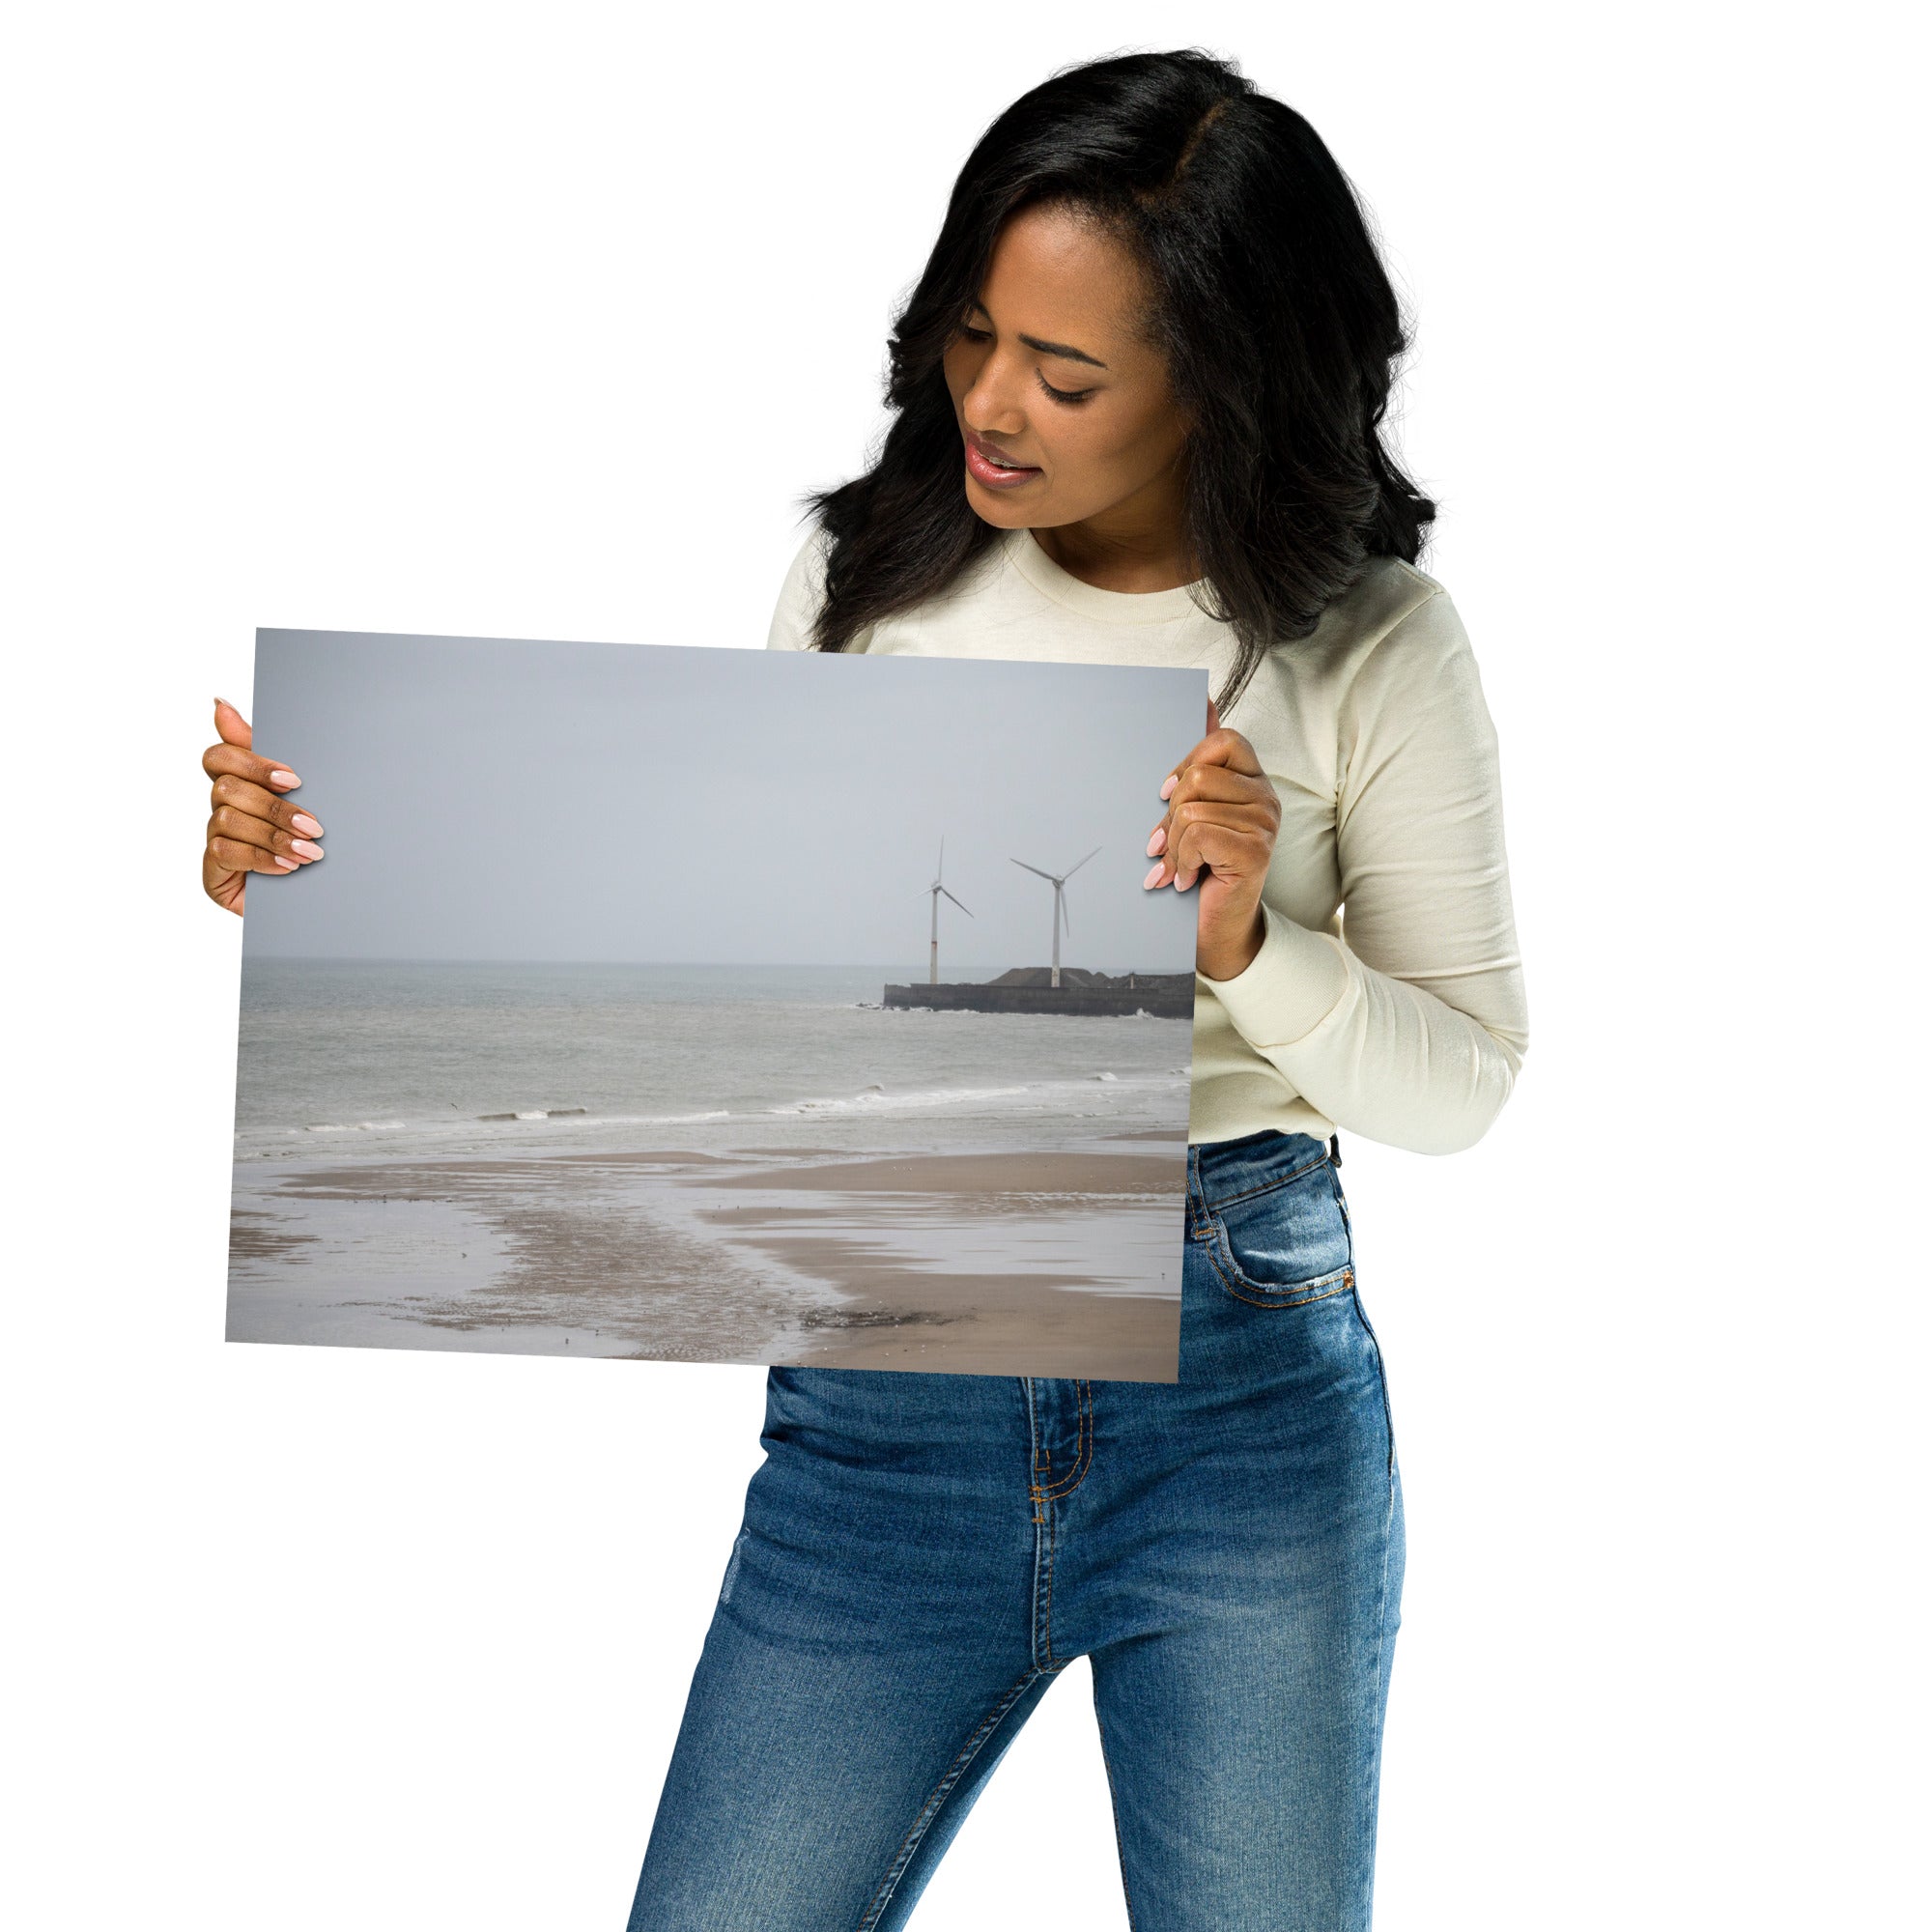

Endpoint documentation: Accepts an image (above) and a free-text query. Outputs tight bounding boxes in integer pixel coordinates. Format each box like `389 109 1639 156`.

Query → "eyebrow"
967 301 1108 370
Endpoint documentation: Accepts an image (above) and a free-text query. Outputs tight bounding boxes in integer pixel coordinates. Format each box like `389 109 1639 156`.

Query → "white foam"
763 1069 1191 1119
773 1083 1031 1116
589 1109 733 1127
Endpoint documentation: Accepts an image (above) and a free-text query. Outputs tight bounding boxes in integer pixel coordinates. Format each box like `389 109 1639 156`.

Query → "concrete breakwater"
883 967 1195 1019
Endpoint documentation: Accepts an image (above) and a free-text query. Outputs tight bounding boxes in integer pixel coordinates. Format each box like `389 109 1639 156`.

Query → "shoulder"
1311 557 1493 729
1230 554 1474 727
1321 554 1466 674
764 522 838 652
1323 558 1502 779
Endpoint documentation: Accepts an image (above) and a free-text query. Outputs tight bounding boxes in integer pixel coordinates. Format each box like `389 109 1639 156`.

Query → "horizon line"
241 955 1190 971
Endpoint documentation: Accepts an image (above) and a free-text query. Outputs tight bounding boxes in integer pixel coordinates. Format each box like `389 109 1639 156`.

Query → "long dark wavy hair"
802 47 1435 712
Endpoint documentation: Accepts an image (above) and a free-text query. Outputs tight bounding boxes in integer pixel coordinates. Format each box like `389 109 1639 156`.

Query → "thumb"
213 696 253 751
1206 695 1222 735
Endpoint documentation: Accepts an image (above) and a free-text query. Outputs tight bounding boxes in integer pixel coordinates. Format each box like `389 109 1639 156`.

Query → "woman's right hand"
201 697 326 915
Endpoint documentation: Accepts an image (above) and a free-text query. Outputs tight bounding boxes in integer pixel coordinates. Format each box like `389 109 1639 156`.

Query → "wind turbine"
1010 847 1100 988
921 838 973 984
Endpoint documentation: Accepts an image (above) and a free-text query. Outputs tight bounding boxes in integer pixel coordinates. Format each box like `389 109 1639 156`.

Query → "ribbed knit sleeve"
1204 588 1530 1154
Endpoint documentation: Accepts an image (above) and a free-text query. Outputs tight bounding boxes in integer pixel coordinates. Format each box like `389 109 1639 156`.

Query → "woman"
201 48 1527 1932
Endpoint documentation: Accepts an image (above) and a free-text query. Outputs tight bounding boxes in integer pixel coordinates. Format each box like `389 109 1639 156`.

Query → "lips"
963 431 1042 486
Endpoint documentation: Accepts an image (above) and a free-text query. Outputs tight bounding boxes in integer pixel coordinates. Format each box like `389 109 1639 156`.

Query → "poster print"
227 629 1205 1379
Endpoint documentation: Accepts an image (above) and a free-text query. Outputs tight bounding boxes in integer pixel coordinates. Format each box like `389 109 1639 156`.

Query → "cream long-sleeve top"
766 523 1529 1156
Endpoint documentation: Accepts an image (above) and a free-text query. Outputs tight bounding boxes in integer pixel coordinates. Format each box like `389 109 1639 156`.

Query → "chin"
963 483 1037 528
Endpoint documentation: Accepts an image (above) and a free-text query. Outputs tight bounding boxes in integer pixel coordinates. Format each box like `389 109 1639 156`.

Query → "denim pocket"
1204 1152 1355 1308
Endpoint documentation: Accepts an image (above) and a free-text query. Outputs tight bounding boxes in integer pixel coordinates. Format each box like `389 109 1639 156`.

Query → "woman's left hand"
1144 698 1281 981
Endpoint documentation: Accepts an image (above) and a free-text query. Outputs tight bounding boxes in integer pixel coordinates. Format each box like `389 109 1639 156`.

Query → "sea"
233 960 1192 1163
227 960 1195 1371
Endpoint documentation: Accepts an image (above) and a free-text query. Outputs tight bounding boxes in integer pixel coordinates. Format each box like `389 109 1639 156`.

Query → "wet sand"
227 1139 1184 1380
707 1151 1179 1194
745 1236 1177 1378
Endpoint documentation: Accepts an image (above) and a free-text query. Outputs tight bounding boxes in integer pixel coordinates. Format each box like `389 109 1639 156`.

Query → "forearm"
1203 900 1527 1155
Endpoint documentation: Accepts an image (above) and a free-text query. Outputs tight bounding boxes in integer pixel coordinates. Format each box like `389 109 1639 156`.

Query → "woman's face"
941 202 1190 538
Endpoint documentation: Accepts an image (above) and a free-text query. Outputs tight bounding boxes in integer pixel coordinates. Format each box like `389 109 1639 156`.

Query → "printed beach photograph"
228 630 1207 1380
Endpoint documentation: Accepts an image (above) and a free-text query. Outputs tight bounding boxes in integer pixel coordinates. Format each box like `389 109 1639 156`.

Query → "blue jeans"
626 1130 1405 1930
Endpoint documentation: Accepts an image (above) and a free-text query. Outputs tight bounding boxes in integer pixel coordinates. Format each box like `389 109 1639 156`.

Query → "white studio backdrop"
2 4 1923 1928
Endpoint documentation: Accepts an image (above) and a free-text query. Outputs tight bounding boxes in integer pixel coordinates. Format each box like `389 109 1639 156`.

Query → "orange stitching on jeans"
1216 1272 1354 1312
1025 1470 1059 1663
1025 1382 1093 1499
1202 1232 1355 1309
1038 1380 1094 1499
1024 1379 1046 1520
1024 1382 1091 1669
1039 1491 1060 1667
1197 1149 1332 1212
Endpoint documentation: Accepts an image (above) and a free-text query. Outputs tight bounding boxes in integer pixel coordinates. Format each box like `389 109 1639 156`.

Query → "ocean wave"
767 1070 1182 1118
257 1073 1187 1157
771 1084 1031 1116
579 1109 734 1127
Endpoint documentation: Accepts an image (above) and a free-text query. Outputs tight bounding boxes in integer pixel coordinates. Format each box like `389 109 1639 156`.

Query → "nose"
959 348 1029 438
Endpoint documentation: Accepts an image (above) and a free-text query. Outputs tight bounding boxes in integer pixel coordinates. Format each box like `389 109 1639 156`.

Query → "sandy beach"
228 1137 1186 1380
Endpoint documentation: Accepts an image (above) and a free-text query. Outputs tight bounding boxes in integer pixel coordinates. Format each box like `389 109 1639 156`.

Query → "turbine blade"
1010 859 1056 881
1059 892 1071 938
1065 846 1102 879
941 889 974 917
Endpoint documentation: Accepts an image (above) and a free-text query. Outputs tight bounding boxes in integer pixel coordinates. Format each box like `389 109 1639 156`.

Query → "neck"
1027 468 1197 593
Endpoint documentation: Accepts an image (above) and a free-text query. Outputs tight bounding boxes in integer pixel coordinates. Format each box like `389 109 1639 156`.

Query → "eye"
958 324 991 342
1037 372 1094 406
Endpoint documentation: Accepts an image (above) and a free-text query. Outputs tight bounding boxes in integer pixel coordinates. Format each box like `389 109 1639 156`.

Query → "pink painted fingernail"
1146 827 1167 857
269 769 298 787
291 839 324 861
1159 775 1179 800
291 812 323 837
272 855 298 870
1143 863 1165 890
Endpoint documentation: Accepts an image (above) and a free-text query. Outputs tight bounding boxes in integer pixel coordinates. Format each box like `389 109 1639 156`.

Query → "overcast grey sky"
243 630 1207 975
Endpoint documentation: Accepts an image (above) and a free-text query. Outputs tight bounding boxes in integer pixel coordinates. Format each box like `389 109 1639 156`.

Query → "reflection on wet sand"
226 1139 1185 1381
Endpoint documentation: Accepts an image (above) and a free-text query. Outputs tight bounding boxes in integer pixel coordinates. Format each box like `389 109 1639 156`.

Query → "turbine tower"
921 838 972 984
1010 848 1100 988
